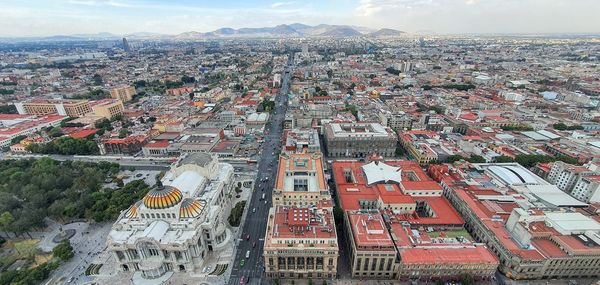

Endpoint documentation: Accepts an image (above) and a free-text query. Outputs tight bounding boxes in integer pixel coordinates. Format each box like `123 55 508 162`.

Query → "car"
252 208 256 213
240 276 246 284
67 277 74 283
246 234 250 240
245 250 250 259
240 259 245 267
252 242 256 248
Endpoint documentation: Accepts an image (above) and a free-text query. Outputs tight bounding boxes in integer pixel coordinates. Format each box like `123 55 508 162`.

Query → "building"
547 161 599 194
571 175 600 203
0 114 66 148
15 99 92 117
122 37 131 52
107 153 235 279
110 86 136 102
272 152 330 207
432 162 600 279
332 158 498 281
263 204 339 280
101 135 148 155
90 99 124 119
264 151 339 280
166 87 193 96
282 129 321 154
379 111 413 131
324 122 397 158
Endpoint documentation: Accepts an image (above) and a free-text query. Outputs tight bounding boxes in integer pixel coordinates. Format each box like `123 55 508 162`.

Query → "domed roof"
125 200 142 218
143 186 183 209
179 198 205 219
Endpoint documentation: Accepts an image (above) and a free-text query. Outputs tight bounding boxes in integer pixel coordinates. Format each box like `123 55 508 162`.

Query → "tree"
0 104 18 114
386 67 400 75
0 211 14 237
47 127 63 138
92 74 103 86
447 155 465 163
495 156 515 163
181 75 195 84
118 128 130 139
333 206 344 227
53 239 74 261
460 273 474 285
467 155 486 163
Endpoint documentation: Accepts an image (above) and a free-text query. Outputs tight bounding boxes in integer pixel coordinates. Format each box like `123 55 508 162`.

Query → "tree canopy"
0 158 149 233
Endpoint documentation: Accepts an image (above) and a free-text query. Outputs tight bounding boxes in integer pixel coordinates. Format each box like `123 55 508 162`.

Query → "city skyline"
1 0 600 37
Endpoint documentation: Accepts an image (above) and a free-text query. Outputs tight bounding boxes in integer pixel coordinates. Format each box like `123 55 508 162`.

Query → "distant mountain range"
0 23 407 42
173 24 405 39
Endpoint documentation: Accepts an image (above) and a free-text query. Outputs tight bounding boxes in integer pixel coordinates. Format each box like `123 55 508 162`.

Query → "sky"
0 0 599 37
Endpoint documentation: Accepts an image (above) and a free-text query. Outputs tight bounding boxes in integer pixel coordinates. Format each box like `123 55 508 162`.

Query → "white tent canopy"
361 161 402 185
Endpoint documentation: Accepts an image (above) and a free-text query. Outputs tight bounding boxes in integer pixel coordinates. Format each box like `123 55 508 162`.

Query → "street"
228 55 293 285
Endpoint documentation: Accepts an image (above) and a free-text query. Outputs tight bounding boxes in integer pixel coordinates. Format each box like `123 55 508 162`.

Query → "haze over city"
1 0 600 37
1 1 600 285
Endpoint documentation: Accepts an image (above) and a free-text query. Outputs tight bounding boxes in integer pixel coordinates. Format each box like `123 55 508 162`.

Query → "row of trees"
0 158 149 234
26 137 99 155
553 123 584 131
495 154 579 168
228 201 246 227
501 124 534 131
445 154 579 167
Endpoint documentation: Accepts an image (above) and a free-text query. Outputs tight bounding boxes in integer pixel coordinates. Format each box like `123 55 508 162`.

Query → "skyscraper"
122 37 131 52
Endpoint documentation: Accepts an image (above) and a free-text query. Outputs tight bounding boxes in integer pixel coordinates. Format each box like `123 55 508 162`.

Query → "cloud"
68 0 133 7
271 2 295 8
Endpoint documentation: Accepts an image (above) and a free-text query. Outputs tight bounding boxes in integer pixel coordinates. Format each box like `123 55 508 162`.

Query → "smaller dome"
143 186 183 209
125 200 142 218
179 198 206 219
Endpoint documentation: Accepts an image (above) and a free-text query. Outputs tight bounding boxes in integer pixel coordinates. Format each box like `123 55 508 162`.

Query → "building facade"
15 99 92 117
264 151 339 280
324 122 397 158
107 153 235 279
332 158 499 281
432 162 600 280
110 85 136 102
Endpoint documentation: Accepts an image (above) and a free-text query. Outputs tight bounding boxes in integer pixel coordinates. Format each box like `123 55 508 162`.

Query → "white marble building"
106 153 235 279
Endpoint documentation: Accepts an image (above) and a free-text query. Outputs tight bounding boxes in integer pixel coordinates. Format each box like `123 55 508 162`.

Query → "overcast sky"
0 0 598 37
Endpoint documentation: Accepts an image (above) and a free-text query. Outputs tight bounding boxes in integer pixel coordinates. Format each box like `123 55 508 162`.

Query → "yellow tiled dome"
143 186 183 209
125 200 142 218
179 198 205 219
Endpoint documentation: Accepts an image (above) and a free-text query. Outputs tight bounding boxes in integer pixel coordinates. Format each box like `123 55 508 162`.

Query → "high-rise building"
122 37 131 52
110 85 136 102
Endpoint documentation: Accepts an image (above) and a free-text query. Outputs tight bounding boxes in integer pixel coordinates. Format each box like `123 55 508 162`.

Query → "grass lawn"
0 239 42 269
428 229 472 239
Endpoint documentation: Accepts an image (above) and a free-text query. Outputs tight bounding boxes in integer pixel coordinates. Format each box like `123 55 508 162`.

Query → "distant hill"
317 26 362 37
368 28 406 37
0 23 408 42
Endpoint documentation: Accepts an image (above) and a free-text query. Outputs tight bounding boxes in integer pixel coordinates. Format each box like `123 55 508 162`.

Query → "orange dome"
125 200 142 218
143 186 183 209
179 198 205 219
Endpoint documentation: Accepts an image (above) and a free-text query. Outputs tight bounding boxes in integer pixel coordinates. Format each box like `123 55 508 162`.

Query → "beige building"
272 152 330 207
264 151 339 280
15 99 92 117
91 99 124 119
110 85 136 102
263 204 339 280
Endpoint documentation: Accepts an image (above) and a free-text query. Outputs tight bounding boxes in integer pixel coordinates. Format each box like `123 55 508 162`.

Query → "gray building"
323 122 397 158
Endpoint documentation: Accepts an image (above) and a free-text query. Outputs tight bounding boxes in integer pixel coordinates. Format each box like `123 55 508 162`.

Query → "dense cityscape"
0 3 600 285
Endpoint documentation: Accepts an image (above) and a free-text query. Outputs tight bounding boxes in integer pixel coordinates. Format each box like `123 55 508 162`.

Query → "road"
228 56 293 285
